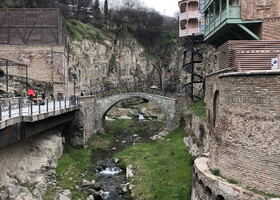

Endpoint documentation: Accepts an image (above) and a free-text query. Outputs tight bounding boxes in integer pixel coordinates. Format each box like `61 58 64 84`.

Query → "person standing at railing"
41 91 46 104
28 87 35 101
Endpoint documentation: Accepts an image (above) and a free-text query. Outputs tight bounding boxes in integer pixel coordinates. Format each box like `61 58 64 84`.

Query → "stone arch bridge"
72 88 185 146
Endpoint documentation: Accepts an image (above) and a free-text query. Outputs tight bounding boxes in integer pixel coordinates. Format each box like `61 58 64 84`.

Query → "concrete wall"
0 45 69 97
204 71 280 196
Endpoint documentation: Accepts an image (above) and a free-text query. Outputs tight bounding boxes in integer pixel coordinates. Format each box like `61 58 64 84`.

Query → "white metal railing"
0 96 78 121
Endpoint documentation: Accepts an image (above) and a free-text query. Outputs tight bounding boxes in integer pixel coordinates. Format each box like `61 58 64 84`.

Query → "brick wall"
205 71 280 196
0 45 69 97
241 0 280 20
262 18 280 40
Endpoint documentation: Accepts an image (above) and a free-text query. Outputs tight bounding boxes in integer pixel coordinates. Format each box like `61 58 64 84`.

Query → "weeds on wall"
188 99 206 120
66 19 105 42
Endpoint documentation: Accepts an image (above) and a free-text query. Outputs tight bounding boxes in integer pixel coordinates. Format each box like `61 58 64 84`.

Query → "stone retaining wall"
193 157 278 200
205 71 280 196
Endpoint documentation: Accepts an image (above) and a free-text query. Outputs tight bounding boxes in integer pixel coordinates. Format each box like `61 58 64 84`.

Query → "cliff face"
69 34 190 95
69 37 159 94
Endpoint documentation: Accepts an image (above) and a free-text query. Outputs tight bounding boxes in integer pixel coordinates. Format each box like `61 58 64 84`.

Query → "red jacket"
28 89 35 96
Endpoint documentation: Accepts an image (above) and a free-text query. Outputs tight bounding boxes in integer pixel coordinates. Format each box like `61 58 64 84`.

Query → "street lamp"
72 71 77 95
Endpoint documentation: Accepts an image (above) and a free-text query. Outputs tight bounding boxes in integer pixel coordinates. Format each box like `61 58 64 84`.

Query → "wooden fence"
0 8 67 47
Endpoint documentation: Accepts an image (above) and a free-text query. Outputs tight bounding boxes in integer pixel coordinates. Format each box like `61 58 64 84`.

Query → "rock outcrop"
0 129 63 200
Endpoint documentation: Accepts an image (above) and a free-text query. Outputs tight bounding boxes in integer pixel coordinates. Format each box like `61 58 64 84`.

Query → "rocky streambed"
92 115 165 200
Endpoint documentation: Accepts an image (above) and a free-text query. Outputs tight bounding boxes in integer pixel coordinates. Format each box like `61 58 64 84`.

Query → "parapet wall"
193 157 272 200
0 45 69 97
205 71 280 196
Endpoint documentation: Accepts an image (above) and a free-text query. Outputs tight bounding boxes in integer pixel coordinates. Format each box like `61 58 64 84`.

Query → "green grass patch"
105 118 133 133
188 99 206 120
88 132 115 149
43 130 116 200
115 128 192 200
43 187 58 200
129 126 148 134
228 179 238 184
45 145 95 200
245 186 280 198
66 19 104 42
211 168 220 176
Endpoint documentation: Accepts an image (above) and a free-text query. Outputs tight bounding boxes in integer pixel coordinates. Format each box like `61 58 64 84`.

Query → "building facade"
178 0 204 37
0 9 69 97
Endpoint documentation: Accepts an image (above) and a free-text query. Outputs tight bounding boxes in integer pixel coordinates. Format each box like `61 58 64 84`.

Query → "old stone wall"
0 45 68 97
193 157 272 200
241 0 280 20
183 110 210 158
70 96 97 147
94 93 177 131
205 71 280 196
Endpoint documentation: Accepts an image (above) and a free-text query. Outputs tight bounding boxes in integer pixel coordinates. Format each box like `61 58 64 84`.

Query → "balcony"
188 11 200 19
179 12 187 20
179 28 201 37
204 6 241 40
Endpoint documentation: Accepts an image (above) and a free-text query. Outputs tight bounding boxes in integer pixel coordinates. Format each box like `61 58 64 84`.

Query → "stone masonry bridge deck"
74 88 184 146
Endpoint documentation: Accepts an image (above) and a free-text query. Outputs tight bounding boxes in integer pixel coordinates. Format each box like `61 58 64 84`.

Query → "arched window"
180 20 187 30
213 90 219 127
188 1 198 12
180 2 187 13
188 18 199 29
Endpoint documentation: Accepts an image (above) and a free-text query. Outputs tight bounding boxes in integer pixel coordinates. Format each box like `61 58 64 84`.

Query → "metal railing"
0 95 78 121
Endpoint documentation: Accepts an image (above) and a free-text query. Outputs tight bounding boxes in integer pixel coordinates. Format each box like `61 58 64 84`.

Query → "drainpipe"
51 46 54 96
226 0 229 17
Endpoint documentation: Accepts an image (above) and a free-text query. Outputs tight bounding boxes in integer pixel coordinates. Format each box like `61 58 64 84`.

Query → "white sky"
142 0 179 17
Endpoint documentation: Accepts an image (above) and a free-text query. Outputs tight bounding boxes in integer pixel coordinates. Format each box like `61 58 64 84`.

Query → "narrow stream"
91 113 161 200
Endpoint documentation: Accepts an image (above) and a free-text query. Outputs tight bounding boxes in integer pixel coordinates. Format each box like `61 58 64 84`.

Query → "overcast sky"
142 0 178 17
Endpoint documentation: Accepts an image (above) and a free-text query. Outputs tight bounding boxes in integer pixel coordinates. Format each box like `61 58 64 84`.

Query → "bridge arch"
94 92 177 131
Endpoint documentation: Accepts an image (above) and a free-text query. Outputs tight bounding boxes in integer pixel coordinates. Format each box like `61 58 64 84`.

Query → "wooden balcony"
204 6 241 40
179 12 187 20
179 28 201 37
188 11 200 19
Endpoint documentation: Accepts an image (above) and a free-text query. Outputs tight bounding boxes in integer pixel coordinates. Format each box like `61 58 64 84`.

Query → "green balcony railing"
204 6 241 40
204 0 211 9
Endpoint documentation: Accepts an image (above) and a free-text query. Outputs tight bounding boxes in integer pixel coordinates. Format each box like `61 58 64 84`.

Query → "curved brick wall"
205 71 280 196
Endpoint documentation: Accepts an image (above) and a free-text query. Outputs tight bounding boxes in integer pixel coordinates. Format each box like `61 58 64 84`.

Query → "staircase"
182 34 204 101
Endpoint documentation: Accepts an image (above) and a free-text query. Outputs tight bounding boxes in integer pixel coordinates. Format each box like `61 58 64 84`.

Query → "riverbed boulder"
32 188 42 200
82 180 91 187
8 185 33 200
58 194 71 200
86 195 95 200
92 182 101 191
61 190 72 199
126 165 134 178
